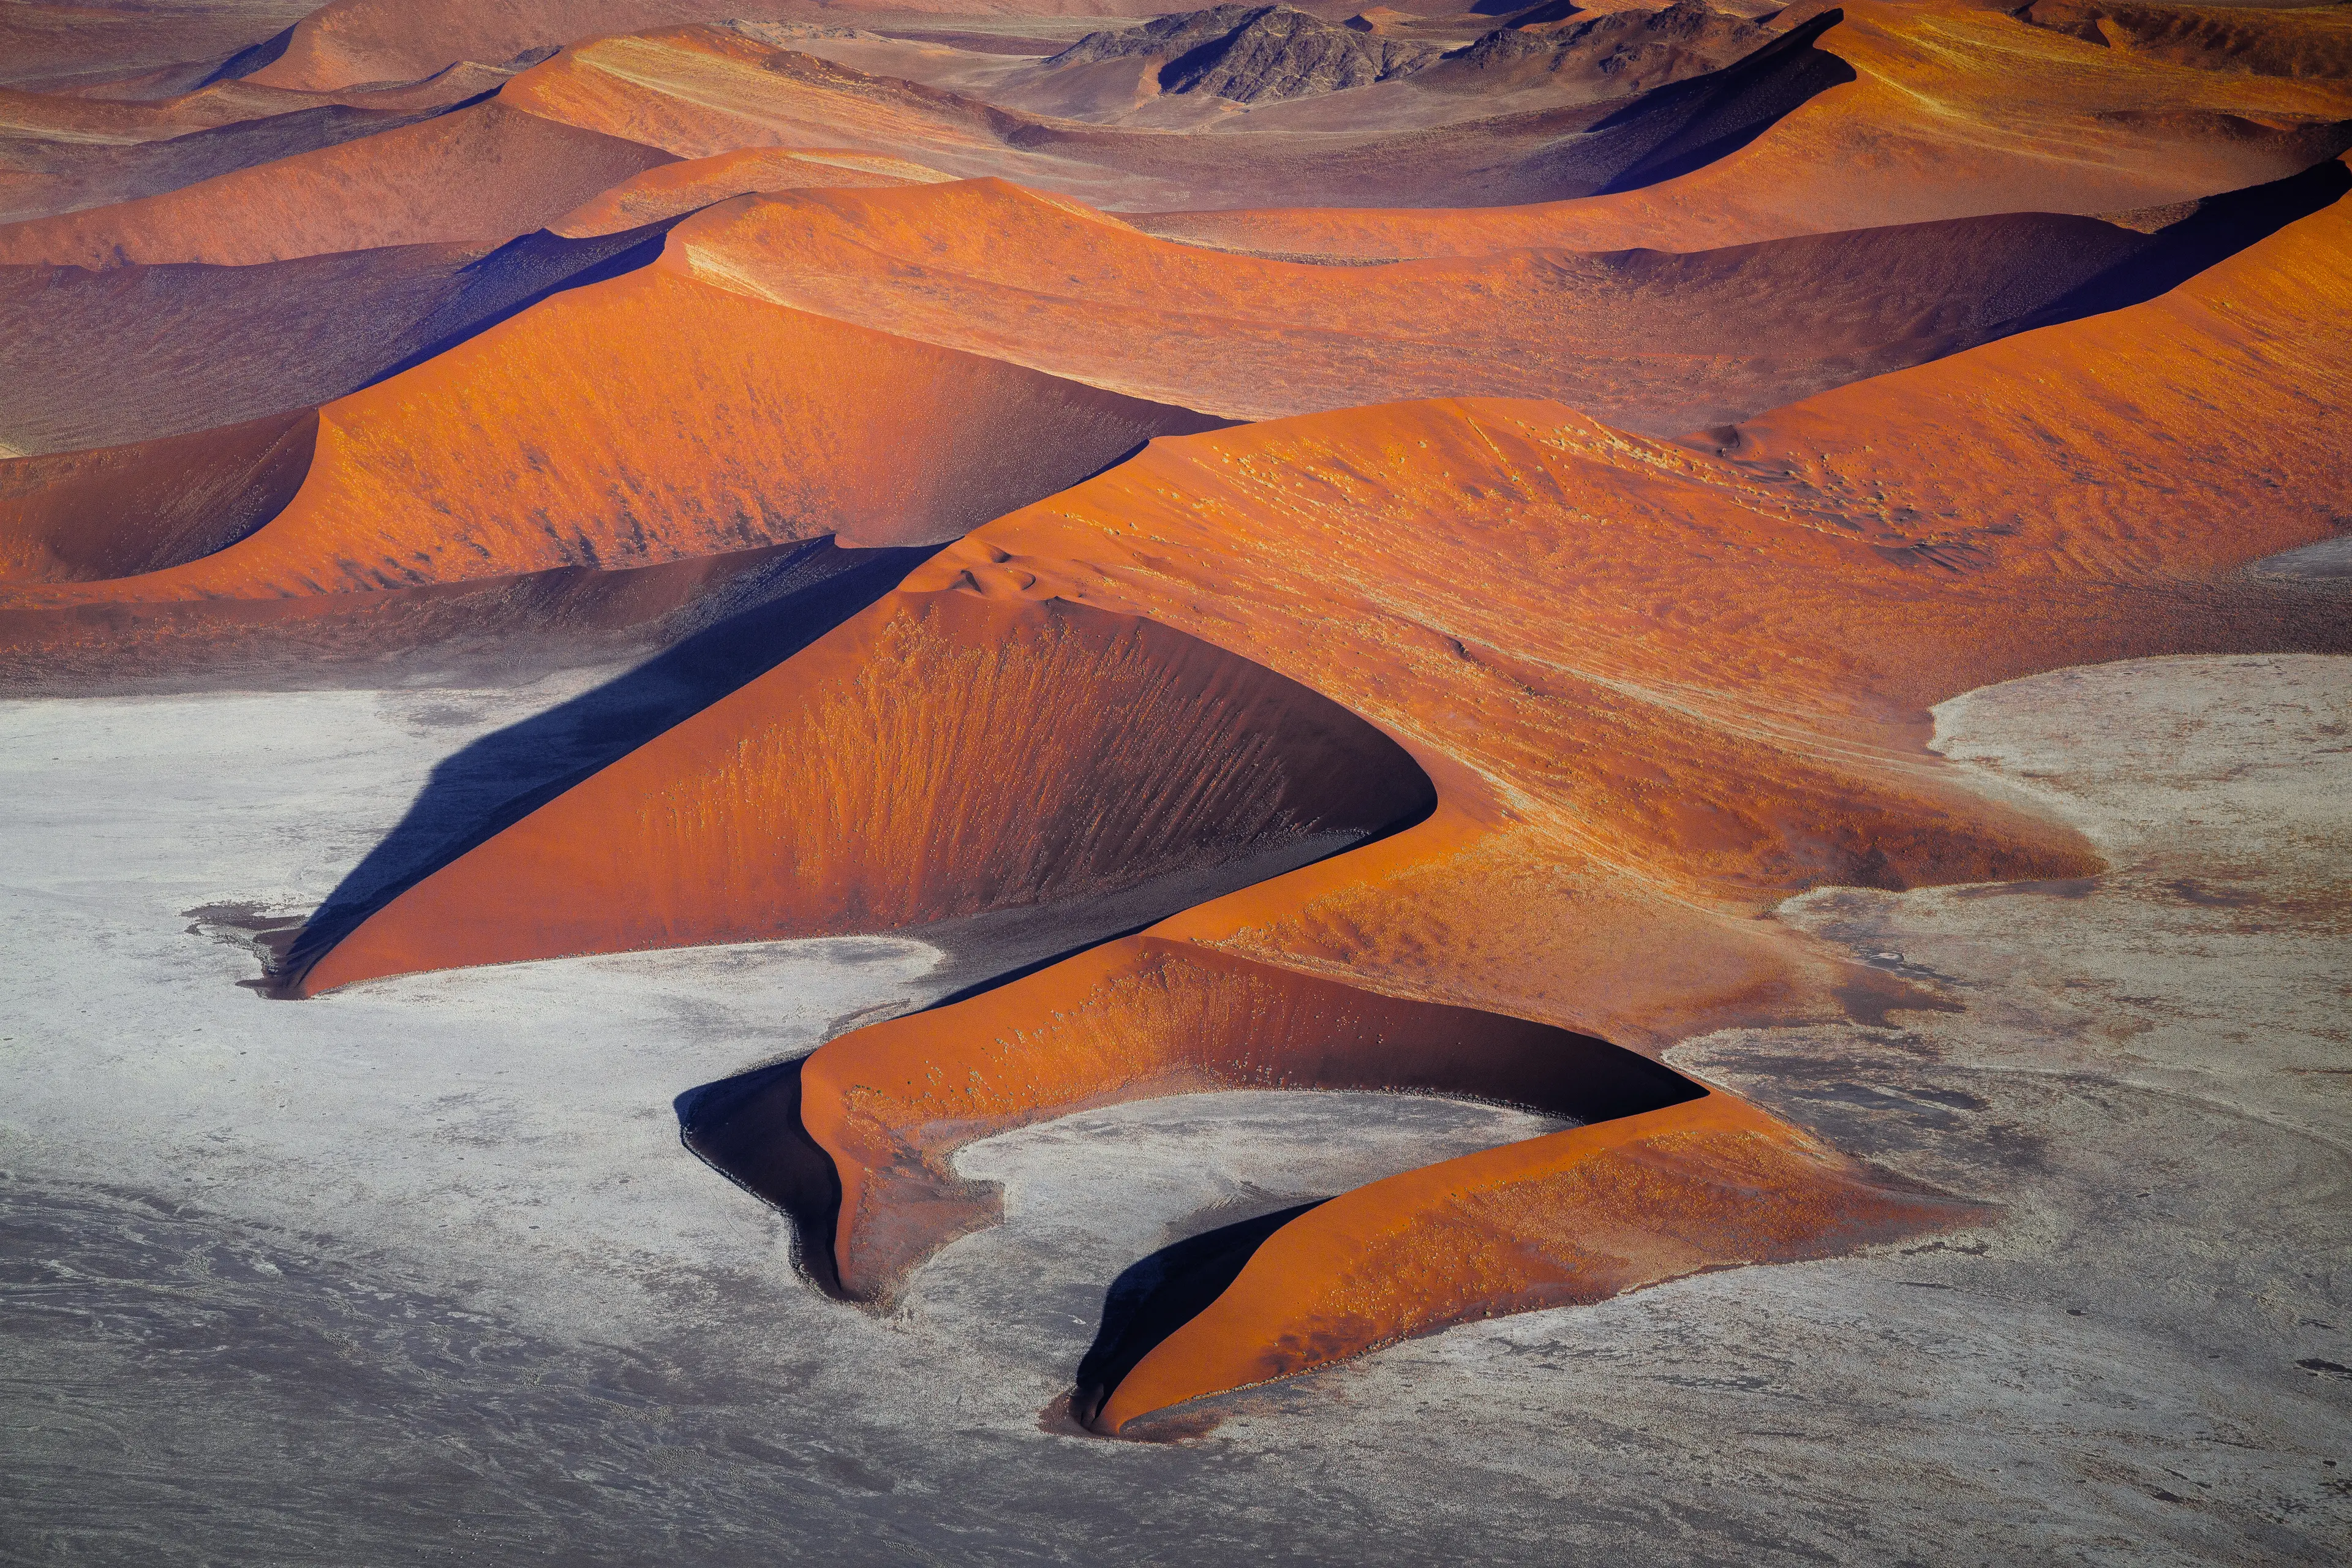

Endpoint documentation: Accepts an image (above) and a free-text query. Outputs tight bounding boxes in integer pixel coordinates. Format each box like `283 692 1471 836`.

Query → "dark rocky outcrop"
1049 6 1441 104
1450 0 1775 97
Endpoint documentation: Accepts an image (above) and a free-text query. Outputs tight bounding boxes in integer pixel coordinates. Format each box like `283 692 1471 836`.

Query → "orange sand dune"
0 99 671 267
546 145 954 236
0 238 1219 615
1141 0 2352 257
672 169 2329 432
298 156 2352 1428
235 2 1180 97
298 590 1436 990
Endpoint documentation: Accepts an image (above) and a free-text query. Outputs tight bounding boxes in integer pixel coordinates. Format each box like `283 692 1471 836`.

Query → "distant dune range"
7 0 2351 1437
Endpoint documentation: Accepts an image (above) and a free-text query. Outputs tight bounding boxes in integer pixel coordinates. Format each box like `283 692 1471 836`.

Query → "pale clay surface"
1 654 2345 1563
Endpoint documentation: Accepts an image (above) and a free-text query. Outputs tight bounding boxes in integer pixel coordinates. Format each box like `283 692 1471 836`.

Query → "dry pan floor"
0 654 2346 1565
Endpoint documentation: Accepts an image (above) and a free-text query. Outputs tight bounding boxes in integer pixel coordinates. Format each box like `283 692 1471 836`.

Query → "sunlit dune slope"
299 157 2352 1427
0 236 1221 612
676 168 2335 432
1142 0 2352 257
0 99 672 267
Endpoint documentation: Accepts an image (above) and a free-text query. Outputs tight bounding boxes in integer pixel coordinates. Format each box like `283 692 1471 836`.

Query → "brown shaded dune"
0 1 314 94
296 159 2352 1430
1140 0 2352 256
0 410 313 583
0 99 673 267
0 214 699 454
673 164 2344 432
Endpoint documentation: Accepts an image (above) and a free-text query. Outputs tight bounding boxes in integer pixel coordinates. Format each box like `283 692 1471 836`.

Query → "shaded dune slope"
297 157 2352 1430
0 411 315 584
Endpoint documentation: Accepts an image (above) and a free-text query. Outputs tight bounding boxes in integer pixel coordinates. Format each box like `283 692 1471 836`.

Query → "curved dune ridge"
12 0 2352 1441
292 160 2352 1427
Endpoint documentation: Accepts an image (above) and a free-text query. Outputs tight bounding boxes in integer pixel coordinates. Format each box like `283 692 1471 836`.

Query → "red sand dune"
0 1 313 94
13 0 2351 1438
0 64 516 224
494 17 1849 211
1141 0 2352 256
290 155 2352 1426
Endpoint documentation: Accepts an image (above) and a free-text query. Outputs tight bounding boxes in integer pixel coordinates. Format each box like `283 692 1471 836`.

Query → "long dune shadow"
2026 155 2352 328
1578 10 1856 197
275 538 934 990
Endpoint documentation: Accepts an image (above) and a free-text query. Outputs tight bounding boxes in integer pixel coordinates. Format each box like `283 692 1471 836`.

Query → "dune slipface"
295 590 1436 991
296 149 2351 1429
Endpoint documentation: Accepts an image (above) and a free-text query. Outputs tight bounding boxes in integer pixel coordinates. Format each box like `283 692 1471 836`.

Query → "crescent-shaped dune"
290 152 2350 1428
